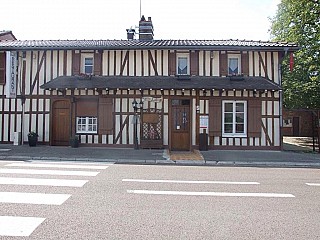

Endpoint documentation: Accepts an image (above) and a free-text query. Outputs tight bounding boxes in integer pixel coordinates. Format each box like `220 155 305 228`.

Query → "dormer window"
177 53 189 75
228 54 241 75
81 53 94 74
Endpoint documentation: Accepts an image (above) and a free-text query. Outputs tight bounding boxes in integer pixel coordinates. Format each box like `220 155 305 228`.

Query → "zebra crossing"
0 161 111 237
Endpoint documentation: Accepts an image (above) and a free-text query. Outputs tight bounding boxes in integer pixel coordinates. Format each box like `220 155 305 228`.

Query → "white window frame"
222 100 247 137
228 54 241 75
176 53 190 75
81 53 94 74
76 116 98 134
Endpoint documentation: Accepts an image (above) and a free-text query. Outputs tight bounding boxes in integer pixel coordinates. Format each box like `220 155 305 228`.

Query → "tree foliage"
270 0 320 109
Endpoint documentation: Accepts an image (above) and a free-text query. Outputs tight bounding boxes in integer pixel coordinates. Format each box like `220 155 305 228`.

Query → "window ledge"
176 75 191 81
222 134 247 138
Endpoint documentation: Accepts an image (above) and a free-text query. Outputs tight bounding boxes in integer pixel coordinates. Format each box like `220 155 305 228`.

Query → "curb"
1 155 320 168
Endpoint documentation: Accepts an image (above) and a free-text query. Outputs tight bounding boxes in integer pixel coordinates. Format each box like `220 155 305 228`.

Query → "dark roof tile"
40 76 281 91
0 39 299 51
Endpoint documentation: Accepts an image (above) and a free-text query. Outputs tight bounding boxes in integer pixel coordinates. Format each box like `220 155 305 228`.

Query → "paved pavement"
0 141 320 168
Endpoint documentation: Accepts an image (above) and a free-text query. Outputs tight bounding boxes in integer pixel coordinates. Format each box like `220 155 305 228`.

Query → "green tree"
270 0 320 109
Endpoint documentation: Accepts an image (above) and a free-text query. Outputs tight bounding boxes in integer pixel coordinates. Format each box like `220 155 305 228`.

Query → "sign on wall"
6 51 17 98
200 115 209 128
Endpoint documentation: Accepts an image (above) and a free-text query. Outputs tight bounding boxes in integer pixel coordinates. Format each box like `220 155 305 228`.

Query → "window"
228 54 241 75
283 118 292 127
222 101 247 136
81 54 94 74
177 53 189 75
76 117 97 133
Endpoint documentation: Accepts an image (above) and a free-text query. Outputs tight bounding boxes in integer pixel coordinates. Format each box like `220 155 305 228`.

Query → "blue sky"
1 0 280 41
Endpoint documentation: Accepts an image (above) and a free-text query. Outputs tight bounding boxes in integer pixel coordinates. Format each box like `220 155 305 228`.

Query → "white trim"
222 100 247 137
76 116 98 134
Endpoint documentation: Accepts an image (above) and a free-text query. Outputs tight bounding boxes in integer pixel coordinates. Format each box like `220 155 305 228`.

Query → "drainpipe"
279 47 289 151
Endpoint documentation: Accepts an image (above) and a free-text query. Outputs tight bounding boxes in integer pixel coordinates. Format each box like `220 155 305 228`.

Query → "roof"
40 76 281 91
0 30 16 41
0 39 299 51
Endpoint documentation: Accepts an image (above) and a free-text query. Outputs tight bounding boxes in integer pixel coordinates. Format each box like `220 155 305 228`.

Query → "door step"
168 150 204 161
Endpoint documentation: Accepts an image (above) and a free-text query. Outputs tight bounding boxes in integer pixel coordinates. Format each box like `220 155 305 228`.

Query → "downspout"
279 47 289 150
18 52 26 145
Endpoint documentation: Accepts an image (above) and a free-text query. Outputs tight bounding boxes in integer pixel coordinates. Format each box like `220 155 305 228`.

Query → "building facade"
283 109 319 137
0 18 298 150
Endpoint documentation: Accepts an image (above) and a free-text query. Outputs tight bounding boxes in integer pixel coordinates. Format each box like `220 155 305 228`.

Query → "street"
0 161 319 239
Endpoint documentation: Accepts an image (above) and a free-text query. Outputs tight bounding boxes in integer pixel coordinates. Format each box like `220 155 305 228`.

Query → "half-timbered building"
0 17 298 150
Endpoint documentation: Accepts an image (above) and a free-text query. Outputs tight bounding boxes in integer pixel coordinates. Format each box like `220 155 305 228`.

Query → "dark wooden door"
293 117 300 136
52 100 71 146
171 100 191 151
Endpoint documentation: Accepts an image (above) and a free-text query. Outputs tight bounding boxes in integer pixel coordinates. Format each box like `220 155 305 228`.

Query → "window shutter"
76 100 98 117
72 51 80 75
209 98 222 137
219 51 228 76
190 51 199 76
248 99 262 137
94 51 102 75
99 97 114 135
241 52 249 76
168 51 176 76
0 52 6 85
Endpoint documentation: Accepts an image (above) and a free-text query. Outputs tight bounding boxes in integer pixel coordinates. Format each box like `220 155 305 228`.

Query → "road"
0 161 319 239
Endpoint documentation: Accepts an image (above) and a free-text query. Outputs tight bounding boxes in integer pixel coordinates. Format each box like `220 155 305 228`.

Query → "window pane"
236 124 244 133
85 66 93 74
228 58 238 75
85 58 93 65
178 57 188 74
224 113 233 123
172 100 180 106
225 103 233 112
236 103 244 112
224 124 233 133
236 113 244 123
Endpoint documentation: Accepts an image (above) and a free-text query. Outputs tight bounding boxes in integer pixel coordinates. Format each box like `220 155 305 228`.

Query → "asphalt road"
0 161 320 240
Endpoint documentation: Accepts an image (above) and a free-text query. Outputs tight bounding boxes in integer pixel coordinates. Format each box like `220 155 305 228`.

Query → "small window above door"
177 53 189 75
81 53 94 75
228 54 241 75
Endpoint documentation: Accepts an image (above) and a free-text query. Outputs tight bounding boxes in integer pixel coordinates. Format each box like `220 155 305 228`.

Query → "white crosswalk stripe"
124 178 295 198
0 177 88 187
306 183 320 186
0 161 111 237
0 168 100 176
0 216 45 237
6 162 110 170
0 192 71 205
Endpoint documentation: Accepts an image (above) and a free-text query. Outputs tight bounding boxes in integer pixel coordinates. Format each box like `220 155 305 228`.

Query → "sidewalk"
0 142 320 168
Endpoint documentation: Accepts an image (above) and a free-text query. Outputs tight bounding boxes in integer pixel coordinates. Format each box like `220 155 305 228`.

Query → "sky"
1 0 280 41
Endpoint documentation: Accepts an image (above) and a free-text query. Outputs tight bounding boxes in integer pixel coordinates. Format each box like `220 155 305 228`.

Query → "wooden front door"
52 100 71 146
170 99 191 151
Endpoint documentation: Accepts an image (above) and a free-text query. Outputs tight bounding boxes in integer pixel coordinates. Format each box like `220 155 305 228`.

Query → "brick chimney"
139 16 154 41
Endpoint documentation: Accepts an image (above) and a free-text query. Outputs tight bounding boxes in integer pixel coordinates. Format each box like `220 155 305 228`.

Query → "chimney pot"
139 16 154 41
